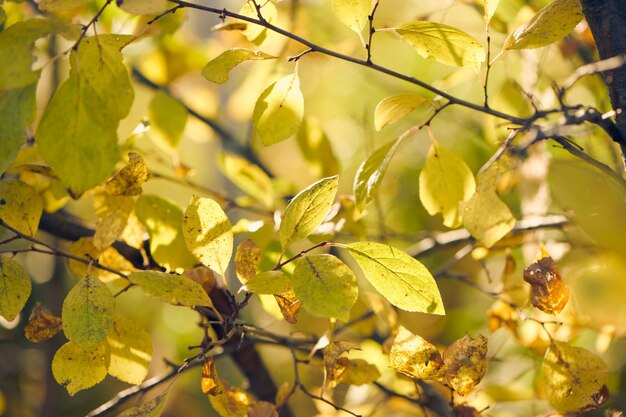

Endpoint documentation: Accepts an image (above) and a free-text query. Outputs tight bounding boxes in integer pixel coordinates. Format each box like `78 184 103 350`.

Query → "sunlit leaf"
62 274 115 351
0 178 42 236
273 290 301 324
292 255 358 321
353 138 403 211
52 341 109 396
202 49 275 84
502 0 583 51
24 302 63 343
296 118 340 178
201 357 223 396
183 195 233 275
245 270 292 295
389 326 444 380
66 237 101 278
129 271 214 308
347 242 444 314
331 0 371 34
280 176 338 248
543 341 609 413
118 389 170 417
136 195 197 271
339 358 381 385
486 299 518 333
323 340 359 388
0 257 32 321
0 83 36 174
395 21 485 68
93 193 134 251
523 254 569 314
238 1 277 43
235 239 261 284
105 152 149 196
443 334 488 396
253 73 304 146
419 140 475 228
117 0 167 15
209 383 253 417
39 0 90 11
148 91 187 150
219 153 274 208
483 0 499 24
107 314 153 385
374 93 427 131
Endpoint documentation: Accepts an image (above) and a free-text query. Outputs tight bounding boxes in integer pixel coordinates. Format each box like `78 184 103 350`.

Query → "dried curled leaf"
486 299 518 333
389 326 444 380
24 302 62 343
443 334 488 396
104 152 149 196
201 357 223 396
323 341 360 388
523 255 569 314
273 290 301 324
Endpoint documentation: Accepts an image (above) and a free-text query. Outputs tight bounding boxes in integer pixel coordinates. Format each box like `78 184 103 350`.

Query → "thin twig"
70 0 113 51
562 53 626 92
365 0 380 64
299 384 362 417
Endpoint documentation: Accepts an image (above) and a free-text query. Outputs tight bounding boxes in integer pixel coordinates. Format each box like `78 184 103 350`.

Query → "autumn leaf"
202 49 275 84
443 334 488 396
523 254 569 314
104 152 149 196
389 326 444 380
24 302 62 343
107 314 153 385
201 357 223 396
235 239 261 284
128 271 214 308
273 290 301 324
374 93 427 131
0 256 32 321
118 389 170 417
245 270 292 295
52 341 110 396
0 178 42 236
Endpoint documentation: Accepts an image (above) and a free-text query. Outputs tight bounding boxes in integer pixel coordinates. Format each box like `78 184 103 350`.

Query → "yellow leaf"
219 153 274 208
354 138 403 211
323 340 360 388
118 389 170 417
296 118 340 178
419 140 476 228
273 290 301 324
182 196 233 275
0 178 42 236
395 21 485 68
331 0 371 34
502 0 583 51
148 91 187 150
0 256 32 321
107 314 153 385
238 1 277 43
93 193 134 252
235 239 261 284
52 341 110 396
523 254 569 314
118 0 167 15
253 73 304 146
105 152 149 196
24 302 62 343
201 357 223 396
374 93 427 131
209 383 253 417
486 299 518 333
245 270 291 295
62 274 115 351
248 402 278 417
443 334 488 396
39 0 89 11
543 341 609 413
389 326 444 380
128 271 214 308
483 0 499 24
202 49 276 84
339 358 381 385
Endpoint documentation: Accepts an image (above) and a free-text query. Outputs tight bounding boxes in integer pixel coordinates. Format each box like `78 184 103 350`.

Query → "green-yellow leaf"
339 359 381 385
374 93 427 131
280 176 338 248
238 1 277 43
502 0 583 51
292 255 358 322
395 21 485 68
182 196 233 275
296 118 340 178
148 91 187 150
460 166 515 248
105 152 149 196
0 83 36 174
62 274 115 351
245 270 292 295
219 153 274 208
332 0 371 34
253 73 304 146
118 390 170 417
39 0 90 11
419 140 475 228
0 257 32 321
543 341 609 413
390 326 444 380
136 195 198 272
354 138 403 211
52 341 109 396
347 242 444 314
202 49 275 84
128 271 214 307
107 314 153 385
484 0 500 24
0 178 42 236
117 0 167 15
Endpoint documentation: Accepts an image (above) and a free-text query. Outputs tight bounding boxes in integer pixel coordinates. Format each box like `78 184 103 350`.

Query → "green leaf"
502 0 583 51
543 342 609 413
253 73 304 146
128 271 214 307
395 21 485 68
354 138 403 211
219 153 274 208
291 255 358 321
52 341 110 396
39 0 90 11
0 257 32 321
0 178 43 236
148 91 187 150
419 140 476 228
296 118 340 178
202 49 275 84
280 176 338 248
62 274 115 351
0 83 36 174
135 195 198 272
117 0 167 15
331 0 371 34
346 242 444 314
118 390 170 417
374 93 427 131
107 314 153 385
460 165 515 247
244 270 291 295
182 196 233 275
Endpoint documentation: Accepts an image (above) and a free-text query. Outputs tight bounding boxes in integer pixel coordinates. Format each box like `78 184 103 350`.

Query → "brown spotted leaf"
24 302 62 342
105 152 149 196
273 290 301 324
443 334 488 396
486 299 518 333
523 255 569 314
389 325 444 380
201 357 223 396
234 239 261 284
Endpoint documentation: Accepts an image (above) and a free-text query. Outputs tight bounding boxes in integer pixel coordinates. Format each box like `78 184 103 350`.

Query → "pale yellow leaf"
374 93 427 131
93 193 134 251
107 314 153 385
202 49 275 84
239 1 277 44
332 0 371 34
118 0 167 15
